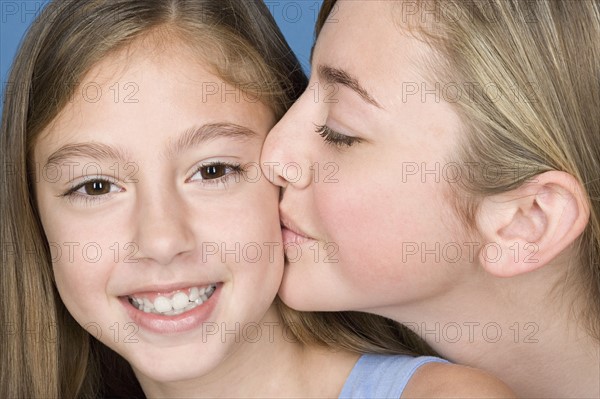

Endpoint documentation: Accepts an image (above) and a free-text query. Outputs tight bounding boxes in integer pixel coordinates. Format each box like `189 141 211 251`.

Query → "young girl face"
34 40 283 384
262 1 471 315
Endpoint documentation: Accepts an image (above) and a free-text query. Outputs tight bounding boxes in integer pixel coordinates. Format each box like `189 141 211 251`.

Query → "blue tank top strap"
338 353 449 399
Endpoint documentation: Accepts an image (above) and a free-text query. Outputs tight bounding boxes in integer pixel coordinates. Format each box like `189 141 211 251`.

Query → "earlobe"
476 171 590 278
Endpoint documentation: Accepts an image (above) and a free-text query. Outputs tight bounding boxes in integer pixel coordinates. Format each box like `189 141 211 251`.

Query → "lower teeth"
129 284 216 316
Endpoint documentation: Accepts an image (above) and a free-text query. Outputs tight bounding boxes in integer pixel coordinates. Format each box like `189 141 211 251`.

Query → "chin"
278 285 334 312
129 346 225 384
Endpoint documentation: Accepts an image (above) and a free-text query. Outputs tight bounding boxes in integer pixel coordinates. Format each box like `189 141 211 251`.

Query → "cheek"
313 169 454 280
49 242 114 333
211 181 283 282
36 195 125 325
213 181 281 251
44 222 114 324
53 262 110 323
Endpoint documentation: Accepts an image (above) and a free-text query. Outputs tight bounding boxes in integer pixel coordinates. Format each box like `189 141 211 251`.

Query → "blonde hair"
318 0 600 339
0 0 431 396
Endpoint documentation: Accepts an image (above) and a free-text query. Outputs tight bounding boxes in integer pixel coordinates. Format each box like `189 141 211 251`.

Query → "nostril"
279 186 286 201
260 159 283 186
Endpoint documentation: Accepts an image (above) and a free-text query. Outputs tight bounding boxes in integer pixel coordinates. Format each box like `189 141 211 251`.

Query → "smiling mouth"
127 284 217 316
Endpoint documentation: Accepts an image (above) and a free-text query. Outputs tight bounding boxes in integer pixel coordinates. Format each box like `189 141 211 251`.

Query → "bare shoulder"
401 362 516 398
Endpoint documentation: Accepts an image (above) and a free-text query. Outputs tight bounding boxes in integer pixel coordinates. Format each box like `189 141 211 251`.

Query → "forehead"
34 42 274 159
314 0 435 108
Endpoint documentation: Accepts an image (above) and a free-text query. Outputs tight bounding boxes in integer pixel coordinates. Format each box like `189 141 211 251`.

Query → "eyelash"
60 161 245 205
315 124 362 148
188 161 245 187
60 176 121 206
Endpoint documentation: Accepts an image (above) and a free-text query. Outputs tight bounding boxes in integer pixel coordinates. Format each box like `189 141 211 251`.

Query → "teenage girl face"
262 1 470 315
34 41 283 384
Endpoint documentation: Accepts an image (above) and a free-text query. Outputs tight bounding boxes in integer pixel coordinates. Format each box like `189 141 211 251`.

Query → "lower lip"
281 226 314 246
121 285 220 335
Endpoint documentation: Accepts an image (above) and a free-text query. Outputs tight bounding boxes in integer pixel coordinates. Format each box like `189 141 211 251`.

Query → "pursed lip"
279 210 317 248
279 212 314 241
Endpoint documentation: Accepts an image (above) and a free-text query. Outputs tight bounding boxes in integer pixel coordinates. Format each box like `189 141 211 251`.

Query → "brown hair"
277 299 435 355
317 0 600 339
1 0 432 397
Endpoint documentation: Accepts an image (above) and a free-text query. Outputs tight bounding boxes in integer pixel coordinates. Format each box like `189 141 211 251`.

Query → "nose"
261 95 316 190
131 186 195 266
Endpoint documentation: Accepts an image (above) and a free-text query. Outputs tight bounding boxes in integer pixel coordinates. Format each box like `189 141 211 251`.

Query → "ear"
476 171 590 277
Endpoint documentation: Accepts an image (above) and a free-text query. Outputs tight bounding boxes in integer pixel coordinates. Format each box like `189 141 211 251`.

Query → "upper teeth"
128 284 216 316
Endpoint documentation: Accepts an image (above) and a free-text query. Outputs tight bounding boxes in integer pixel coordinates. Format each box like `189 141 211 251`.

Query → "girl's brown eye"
200 164 228 180
62 178 121 203
83 180 111 195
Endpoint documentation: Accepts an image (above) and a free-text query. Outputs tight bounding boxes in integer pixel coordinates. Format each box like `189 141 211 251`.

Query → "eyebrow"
44 122 258 167
45 142 130 168
317 65 382 108
166 122 257 159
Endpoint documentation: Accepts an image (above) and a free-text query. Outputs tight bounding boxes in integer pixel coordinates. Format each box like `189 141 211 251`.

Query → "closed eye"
315 124 362 148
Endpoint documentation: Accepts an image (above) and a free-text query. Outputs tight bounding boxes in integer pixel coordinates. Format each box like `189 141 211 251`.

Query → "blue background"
0 0 322 113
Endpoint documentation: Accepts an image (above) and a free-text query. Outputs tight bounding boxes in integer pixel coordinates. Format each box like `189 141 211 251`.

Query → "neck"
382 266 600 398
137 305 359 398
